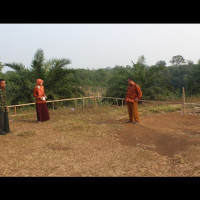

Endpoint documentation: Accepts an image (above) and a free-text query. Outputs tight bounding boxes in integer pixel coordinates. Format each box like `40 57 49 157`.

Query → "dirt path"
115 112 200 157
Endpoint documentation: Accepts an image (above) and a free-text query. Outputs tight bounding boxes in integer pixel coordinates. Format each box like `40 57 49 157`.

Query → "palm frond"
31 48 45 70
50 58 71 70
4 62 25 72
31 48 45 79
44 59 55 72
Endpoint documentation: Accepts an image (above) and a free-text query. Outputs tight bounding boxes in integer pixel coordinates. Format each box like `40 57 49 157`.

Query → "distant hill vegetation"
1 50 200 105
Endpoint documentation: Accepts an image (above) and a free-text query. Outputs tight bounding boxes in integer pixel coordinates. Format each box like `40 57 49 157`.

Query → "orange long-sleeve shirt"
126 82 142 103
33 85 46 104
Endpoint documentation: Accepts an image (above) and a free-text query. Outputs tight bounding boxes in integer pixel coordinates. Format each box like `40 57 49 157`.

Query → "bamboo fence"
7 88 200 116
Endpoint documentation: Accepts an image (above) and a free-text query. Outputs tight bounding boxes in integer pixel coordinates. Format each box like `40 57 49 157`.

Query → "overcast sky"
1 23 200 72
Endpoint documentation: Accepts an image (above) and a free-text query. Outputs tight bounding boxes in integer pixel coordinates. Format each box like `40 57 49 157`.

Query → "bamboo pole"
52 100 55 110
183 87 185 115
82 97 84 110
94 96 97 107
74 99 77 108
116 99 118 106
184 102 200 106
14 106 17 115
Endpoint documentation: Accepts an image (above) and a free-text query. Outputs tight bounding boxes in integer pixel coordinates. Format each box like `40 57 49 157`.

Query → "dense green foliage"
104 62 179 100
1 51 200 105
72 56 200 101
1 49 84 105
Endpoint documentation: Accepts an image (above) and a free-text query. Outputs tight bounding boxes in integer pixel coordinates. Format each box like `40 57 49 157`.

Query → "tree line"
0 49 200 105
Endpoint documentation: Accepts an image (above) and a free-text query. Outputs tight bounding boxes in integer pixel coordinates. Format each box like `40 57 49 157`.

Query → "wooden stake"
82 97 84 110
52 101 55 110
74 99 77 108
183 87 185 115
94 96 97 107
14 106 17 115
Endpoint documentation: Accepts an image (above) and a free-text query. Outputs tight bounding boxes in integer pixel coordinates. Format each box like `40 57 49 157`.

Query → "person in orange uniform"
125 77 142 124
33 79 50 122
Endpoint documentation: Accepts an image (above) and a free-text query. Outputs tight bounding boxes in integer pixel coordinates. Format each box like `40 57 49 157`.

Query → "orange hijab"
129 80 136 86
36 79 44 94
36 79 43 86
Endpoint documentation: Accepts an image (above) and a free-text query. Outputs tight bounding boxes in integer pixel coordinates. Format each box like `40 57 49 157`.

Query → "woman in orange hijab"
33 79 50 122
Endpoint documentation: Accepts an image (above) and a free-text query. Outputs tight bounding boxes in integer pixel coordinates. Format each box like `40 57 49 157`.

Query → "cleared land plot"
0 104 200 177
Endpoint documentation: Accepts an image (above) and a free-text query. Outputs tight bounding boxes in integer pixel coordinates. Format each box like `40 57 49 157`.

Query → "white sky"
1 23 200 72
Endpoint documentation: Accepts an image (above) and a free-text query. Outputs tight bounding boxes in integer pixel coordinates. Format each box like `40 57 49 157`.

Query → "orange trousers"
127 101 140 122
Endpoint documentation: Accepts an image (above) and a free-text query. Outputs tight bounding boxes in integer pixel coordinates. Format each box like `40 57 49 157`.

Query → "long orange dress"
33 79 50 122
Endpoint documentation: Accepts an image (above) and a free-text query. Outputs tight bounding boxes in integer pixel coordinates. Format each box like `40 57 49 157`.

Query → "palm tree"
4 48 84 105
3 61 34 104
105 61 176 101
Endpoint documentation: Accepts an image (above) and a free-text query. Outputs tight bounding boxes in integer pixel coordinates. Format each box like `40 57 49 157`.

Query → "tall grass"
139 103 182 115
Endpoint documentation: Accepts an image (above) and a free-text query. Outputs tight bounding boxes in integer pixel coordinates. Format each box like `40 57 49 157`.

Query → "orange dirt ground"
0 106 200 177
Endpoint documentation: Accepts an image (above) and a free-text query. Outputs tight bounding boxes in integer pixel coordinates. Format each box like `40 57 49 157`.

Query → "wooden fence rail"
8 96 102 115
7 93 200 115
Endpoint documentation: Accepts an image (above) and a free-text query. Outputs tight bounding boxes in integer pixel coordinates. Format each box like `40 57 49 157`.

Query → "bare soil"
0 106 200 177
